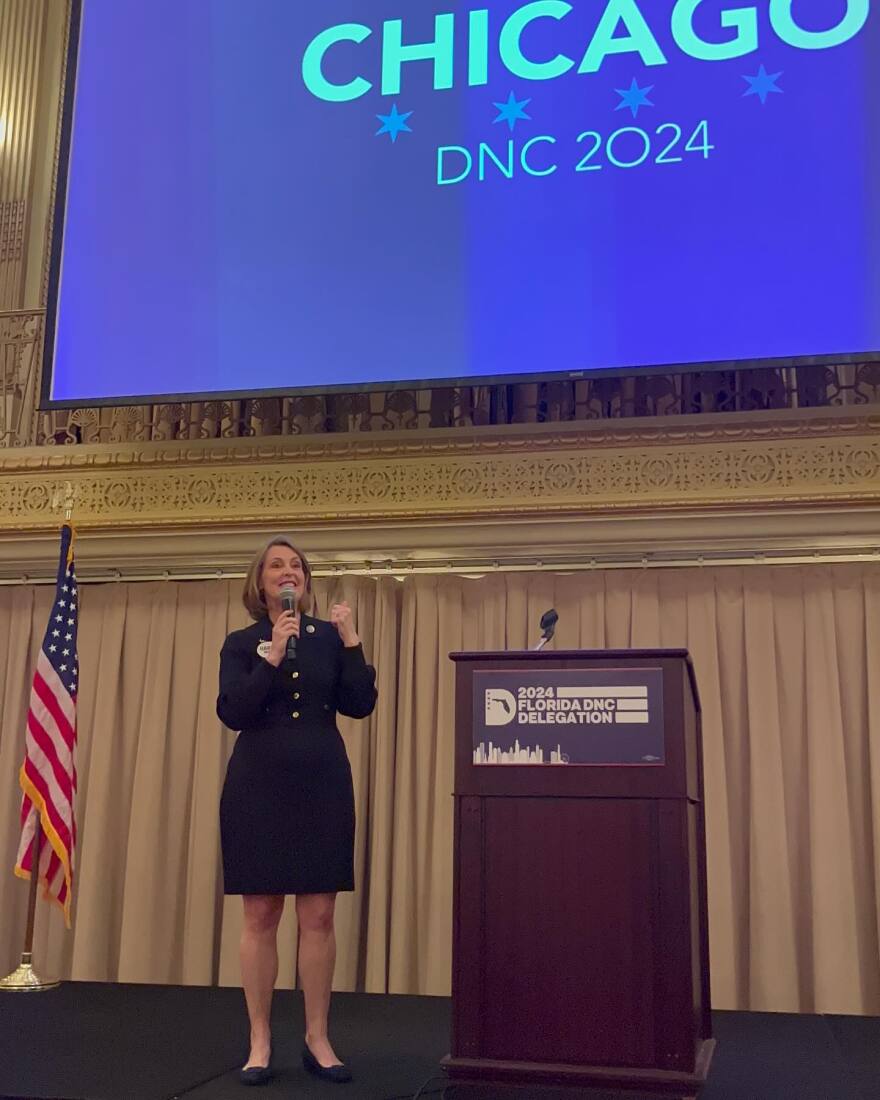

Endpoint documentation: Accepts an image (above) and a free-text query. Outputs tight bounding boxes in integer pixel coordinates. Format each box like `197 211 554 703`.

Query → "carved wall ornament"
1 411 878 534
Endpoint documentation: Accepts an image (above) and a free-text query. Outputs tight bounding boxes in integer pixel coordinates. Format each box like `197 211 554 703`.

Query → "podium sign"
473 667 664 765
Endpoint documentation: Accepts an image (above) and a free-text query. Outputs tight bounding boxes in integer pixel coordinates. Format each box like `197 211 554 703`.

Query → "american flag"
14 522 78 927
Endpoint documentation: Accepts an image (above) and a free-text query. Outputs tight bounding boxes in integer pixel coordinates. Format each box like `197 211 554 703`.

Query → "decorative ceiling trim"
1 410 878 534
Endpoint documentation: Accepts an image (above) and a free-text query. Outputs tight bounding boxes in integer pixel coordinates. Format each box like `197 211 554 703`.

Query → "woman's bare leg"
295 892 341 1066
240 894 284 1068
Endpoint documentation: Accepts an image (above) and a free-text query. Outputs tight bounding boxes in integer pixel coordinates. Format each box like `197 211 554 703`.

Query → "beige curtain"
1 565 879 1014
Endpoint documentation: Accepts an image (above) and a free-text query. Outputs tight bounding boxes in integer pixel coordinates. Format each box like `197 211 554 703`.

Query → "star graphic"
615 78 654 118
376 103 413 143
742 64 783 104
493 91 532 132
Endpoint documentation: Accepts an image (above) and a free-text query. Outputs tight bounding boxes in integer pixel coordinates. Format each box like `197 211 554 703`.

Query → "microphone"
533 608 558 651
279 584 298 661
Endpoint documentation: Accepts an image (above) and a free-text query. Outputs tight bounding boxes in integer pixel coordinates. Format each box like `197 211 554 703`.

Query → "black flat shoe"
302 1044 352 1083
239 1049 272 1086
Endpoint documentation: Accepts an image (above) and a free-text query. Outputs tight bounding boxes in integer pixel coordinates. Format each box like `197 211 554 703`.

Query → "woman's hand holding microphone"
265 600 358 666
266 611 299 667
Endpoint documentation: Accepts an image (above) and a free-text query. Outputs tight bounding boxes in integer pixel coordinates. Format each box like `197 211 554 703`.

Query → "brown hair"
242 535 316 620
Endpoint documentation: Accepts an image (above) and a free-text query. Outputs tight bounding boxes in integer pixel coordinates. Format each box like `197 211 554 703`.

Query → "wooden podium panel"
443 650 713 1097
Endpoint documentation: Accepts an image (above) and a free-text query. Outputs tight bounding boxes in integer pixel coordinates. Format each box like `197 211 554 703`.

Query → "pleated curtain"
1 564 879 1014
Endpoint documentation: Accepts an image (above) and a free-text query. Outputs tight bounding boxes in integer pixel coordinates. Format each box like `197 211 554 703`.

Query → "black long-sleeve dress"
217 614 377 895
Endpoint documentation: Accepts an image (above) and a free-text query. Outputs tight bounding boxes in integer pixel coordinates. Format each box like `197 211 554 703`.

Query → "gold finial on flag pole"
50 481 75 522
63 480 74 523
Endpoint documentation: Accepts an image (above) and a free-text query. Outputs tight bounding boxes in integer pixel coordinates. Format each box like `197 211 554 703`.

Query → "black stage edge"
0 983 877 1100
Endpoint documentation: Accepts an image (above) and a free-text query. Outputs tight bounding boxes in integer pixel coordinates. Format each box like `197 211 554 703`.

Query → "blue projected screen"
45 1 880 404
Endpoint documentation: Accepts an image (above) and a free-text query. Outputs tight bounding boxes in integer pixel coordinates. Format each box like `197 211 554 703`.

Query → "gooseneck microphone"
279 584 299 660
533 608 558 651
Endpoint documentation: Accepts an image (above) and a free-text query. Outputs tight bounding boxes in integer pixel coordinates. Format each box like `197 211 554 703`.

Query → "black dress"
217 614 377 895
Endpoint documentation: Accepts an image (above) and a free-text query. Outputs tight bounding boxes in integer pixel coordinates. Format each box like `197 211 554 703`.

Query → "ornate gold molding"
1 409 878 534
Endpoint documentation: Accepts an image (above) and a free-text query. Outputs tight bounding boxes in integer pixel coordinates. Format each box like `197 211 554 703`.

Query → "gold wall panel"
0 0 49 309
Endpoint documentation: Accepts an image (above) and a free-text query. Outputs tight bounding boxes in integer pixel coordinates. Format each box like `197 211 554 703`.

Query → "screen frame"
39 0 880 411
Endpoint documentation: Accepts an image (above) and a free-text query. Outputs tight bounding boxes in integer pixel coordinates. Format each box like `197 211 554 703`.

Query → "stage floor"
0 983 877 1100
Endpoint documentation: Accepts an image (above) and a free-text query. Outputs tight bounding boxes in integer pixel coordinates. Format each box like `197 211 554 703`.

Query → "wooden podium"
442 649 714 1097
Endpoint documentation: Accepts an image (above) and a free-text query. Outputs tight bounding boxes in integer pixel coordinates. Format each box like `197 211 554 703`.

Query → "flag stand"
0 820 59 992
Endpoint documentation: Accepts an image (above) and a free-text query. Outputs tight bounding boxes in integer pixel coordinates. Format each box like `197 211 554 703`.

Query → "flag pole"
0 820 59 991
24 820 44 951
0 493 73 993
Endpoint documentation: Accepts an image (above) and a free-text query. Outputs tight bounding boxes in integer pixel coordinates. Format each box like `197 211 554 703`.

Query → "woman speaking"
217 535 377 1085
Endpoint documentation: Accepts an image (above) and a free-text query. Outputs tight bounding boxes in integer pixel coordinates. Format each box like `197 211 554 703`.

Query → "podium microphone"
279 584 299 660
533 608 558 651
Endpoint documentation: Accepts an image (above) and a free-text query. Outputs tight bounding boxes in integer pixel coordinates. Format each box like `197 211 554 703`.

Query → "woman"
217 535 377 1086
